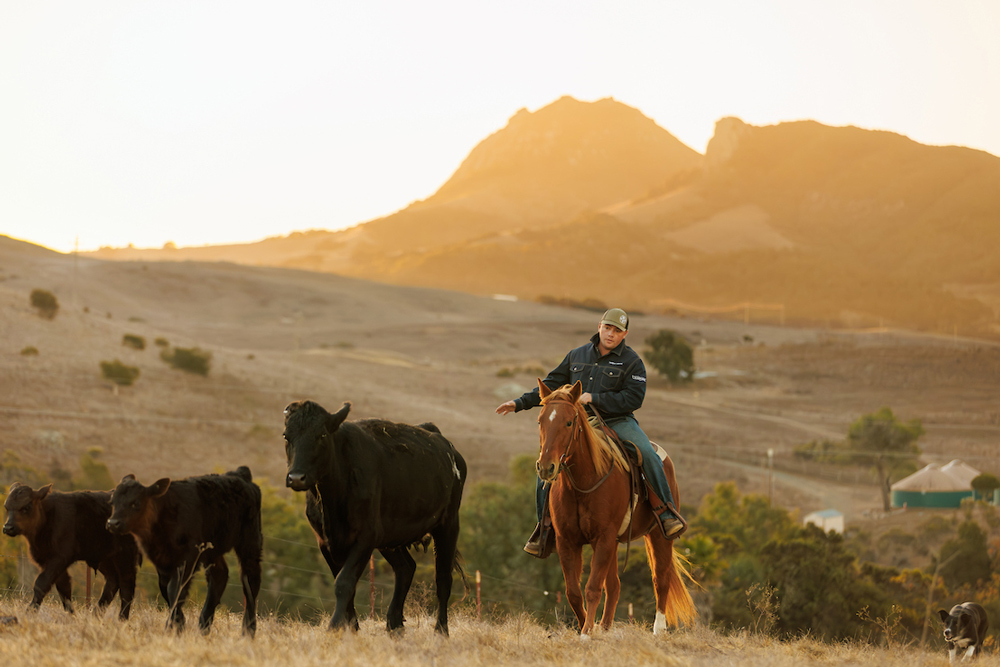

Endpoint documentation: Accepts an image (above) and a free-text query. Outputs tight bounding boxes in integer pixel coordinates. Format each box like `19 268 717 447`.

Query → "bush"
122 334 146 350
20 346 39 356
30 288 59 319
161 346 212 376
644 329 695 382
100 359 140 386
154 337 169 347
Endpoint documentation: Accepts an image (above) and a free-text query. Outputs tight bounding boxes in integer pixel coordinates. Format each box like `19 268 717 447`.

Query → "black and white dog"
938 602 988 663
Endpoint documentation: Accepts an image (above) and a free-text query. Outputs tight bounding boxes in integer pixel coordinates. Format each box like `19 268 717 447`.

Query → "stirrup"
523 522 555 559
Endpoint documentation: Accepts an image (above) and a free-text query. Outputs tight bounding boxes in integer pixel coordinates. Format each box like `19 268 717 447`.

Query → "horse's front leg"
555 538 586 634
600 548 622 631
584 535 619 635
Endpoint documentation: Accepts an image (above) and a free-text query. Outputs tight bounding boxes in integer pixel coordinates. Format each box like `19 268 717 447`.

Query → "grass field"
0 597 986 667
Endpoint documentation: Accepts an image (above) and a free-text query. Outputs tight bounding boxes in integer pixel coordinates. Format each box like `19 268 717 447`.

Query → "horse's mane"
542 386 628 476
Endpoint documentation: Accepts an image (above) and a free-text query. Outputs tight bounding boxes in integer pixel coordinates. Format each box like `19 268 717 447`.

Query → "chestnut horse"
535 380 695 637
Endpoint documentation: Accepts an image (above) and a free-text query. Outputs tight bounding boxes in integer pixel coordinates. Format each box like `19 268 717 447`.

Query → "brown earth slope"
4 236 999 526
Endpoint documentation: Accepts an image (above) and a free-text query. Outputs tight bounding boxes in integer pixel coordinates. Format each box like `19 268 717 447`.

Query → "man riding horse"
495 307 687 557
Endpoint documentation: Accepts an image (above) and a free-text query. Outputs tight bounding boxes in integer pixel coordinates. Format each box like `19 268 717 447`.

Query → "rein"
544 399 613 494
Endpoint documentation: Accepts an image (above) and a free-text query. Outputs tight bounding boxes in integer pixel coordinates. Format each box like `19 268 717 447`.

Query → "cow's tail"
453 549 470 602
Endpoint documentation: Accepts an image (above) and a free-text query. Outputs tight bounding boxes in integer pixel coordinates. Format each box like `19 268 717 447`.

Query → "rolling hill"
85 97 1000 339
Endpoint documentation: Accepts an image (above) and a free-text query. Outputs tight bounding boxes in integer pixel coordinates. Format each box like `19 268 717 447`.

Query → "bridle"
538 397 613 494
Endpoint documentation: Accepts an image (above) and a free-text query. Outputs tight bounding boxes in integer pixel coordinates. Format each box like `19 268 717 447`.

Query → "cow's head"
283 400 351 491
2 482 51 538
106 474 170 536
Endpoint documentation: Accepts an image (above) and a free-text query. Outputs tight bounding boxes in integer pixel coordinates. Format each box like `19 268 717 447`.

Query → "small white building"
804 509 844 534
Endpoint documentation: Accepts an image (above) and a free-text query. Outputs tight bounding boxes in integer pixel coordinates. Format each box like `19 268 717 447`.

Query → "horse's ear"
569 381 583 403
537 379 552 399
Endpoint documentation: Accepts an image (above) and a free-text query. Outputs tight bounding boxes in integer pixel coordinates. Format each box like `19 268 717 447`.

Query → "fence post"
86 567 91 607
628 602 634 622
476 570 482 621
369 556 375 619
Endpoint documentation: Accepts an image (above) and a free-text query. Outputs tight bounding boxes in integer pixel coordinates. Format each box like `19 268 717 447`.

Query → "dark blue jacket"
514 333 647 419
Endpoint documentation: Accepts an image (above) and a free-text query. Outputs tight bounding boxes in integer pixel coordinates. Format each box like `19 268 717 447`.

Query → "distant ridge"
84 98 1000 339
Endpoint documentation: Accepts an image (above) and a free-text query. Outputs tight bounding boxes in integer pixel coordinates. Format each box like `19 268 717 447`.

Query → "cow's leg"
27 561 71 612
53 570 74 613
95 560 120 612
199 556 229 635
165 559 199 633
431 518 461 636
330 547 373 632
236 547 262 638
379 547 416 633
115 549 138 621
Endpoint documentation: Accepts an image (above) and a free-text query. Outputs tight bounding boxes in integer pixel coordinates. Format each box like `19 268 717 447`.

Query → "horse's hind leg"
430 519 460 635
380 547 416 633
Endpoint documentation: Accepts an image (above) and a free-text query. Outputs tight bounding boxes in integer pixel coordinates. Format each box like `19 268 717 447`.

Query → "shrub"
161 346 212 376
644 329 695 382
100 359 140 386
122 334 146 350
20 346 39 356
30 288 59 319
154 337 170 347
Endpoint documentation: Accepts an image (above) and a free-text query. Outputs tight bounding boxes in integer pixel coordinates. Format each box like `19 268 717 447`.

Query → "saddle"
587 415 677 521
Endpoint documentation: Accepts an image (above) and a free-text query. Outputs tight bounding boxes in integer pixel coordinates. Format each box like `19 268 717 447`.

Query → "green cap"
600 308 629 331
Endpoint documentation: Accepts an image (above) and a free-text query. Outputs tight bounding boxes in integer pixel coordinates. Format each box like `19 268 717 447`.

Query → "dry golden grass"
0 598 986 667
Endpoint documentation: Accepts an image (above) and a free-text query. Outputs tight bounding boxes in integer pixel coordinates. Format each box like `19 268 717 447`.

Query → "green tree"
644 330 695 382
971 473 1000 501
100 359 140 386
161 346 212 376
760 524 888 640
74 447 115 490
937 520 992 589
122 334 146 350
30 288 59 319
459 455 565 618
690 482 795 557
845 408 924 512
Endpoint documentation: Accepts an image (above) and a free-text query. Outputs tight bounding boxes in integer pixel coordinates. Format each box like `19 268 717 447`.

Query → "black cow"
283 400 467 635
106 466 263 637
2 482 139 619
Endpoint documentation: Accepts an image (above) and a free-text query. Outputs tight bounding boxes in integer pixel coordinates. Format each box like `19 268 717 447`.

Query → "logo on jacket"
632 375 646 382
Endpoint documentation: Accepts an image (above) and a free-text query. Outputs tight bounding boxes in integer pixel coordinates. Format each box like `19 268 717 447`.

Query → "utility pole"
767 448 774 507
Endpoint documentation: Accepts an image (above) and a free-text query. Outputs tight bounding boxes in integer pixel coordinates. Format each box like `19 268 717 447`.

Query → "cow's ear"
149 479 171 497
538 378 552 399
36 484 53 500
327 402 351 432
121 473 136 483
7 481 20 492
937 609 949 623
569 380 583 403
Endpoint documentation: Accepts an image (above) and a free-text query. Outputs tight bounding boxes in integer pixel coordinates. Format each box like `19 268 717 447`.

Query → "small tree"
161 346 212 376
971 473 1000 501
30 288 59 319
74 447 115 491
645 330 695 382
100 359 140 386
122 334 146 350
845 407 924 512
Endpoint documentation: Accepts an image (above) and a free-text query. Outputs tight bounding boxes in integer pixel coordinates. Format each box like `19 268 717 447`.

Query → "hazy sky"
2 2 998 254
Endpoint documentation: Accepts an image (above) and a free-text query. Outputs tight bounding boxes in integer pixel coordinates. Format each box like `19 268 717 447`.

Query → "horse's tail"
659 542 698 627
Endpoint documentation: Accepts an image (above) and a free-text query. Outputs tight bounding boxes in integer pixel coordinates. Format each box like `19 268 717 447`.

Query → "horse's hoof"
578 633 592 642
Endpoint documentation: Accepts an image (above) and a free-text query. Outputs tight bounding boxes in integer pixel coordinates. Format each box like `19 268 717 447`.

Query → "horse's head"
535 379 585 482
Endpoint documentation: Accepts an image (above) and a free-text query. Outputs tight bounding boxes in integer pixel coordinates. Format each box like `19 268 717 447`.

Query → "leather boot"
523 522 555 558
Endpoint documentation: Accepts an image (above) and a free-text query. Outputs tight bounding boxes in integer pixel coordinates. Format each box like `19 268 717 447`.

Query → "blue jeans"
535 416 678 522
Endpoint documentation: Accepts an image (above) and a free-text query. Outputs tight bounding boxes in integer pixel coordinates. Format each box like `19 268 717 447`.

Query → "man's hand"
580 392 593 405
495 400 516 415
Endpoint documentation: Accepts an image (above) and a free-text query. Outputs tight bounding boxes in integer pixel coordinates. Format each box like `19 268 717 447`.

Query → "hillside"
4 235 1000 523
84 98 1000 340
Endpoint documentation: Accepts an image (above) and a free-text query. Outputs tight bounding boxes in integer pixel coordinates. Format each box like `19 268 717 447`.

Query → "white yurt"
890 461 979 508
